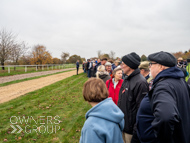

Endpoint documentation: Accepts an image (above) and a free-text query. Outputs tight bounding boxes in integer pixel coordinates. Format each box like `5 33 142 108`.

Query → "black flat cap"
148 51 177 67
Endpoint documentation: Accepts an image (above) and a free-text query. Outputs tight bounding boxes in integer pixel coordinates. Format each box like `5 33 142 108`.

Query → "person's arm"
134 81 149 109
150 84 180 143
80 126 103 143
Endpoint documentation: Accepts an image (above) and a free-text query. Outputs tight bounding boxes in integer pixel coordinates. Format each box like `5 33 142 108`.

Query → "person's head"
93 63 96 67
96 65 108 78
178 57 183 62
148 51 177 79
97 59 101 63
83 78 109 103
108 59 113 64
139 61 150 77
114 60 120 66
177 57 184 65
77 60 79 62
121 52 141 75
101 58 108 65
105 62 112 72
112 67 122 81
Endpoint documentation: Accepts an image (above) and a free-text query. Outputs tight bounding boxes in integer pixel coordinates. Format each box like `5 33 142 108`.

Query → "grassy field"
0 64 78 77
0 73 91 143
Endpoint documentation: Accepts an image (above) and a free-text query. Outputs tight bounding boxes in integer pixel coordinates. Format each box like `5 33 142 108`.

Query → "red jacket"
106 78 123 105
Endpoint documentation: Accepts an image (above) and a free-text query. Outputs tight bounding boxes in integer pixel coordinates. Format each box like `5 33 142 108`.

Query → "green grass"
0 64 78 77
0 70 74 87
0 73 91 143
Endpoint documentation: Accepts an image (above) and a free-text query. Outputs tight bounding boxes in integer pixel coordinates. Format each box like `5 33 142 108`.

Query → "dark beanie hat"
148 51 177 67
122 52 141 69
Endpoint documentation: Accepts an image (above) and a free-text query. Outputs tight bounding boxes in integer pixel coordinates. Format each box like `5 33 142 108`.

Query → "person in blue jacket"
80 78 124 143
136 51 190 143
76 60 79 75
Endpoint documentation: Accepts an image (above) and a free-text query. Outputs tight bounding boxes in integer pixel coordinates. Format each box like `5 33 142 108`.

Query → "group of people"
79 51 190 143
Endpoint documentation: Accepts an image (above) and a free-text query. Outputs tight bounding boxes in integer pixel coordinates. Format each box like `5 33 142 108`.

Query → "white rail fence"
0 64 78 73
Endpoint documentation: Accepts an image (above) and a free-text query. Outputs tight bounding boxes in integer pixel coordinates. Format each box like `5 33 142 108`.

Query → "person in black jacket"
117 52 149 143
137 51 190 143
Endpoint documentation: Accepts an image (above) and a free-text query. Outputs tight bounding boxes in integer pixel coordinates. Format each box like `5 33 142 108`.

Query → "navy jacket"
76 62 79 68
137 66 190 143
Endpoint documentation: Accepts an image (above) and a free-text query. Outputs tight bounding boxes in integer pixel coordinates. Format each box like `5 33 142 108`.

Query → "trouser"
122 132 132 143
87 69 91 78
76 67 79 75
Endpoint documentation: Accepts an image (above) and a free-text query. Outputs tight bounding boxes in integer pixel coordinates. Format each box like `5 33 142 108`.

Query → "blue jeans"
87 70 91 78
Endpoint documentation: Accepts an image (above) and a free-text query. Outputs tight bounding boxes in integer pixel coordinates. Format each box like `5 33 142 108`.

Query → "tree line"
2 29 188 70
0 29 85 70
0 29 121 70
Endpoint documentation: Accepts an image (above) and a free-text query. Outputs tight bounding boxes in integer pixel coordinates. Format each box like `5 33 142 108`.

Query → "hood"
86 98 124 131
153 66 184 84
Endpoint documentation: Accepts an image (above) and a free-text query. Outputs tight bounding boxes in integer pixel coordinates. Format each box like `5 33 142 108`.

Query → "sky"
0 0 190 59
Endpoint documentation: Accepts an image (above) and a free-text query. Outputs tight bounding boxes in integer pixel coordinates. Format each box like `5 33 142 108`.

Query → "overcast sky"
1 0 190 59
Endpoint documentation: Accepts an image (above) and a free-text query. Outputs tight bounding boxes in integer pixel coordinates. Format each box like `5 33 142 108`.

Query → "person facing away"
106 67 123 105
80 78 124 143
117 52 149 143
136 51 190 143
96 65 111 83
76 60 79 75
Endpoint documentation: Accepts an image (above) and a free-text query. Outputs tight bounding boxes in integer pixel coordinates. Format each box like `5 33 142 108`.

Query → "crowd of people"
78 51 190 143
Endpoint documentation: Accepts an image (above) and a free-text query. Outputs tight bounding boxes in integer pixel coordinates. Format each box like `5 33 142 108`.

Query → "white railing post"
42 66 44 70
8 67 10 73
25 66 27 72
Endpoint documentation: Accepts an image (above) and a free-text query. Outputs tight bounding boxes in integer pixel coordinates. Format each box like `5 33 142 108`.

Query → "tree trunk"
1 63 5 70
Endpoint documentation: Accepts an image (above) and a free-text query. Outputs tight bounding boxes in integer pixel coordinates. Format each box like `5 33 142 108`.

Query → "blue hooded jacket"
80 98 124 143
137 66 190 143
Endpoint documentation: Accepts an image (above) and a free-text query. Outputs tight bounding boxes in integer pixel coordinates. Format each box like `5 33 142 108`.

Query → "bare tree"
109 50 115 60
11 42 28 70
0 29 16 70
61 52 70 64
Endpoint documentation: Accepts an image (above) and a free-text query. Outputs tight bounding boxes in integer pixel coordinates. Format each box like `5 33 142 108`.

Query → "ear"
160 65 167 71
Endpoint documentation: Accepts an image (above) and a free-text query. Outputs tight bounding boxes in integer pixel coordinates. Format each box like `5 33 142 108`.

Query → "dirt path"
0 68 76 84
0 69 83 104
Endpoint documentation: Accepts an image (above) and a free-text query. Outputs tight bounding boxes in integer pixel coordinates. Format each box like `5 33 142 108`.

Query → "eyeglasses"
149 62 157 66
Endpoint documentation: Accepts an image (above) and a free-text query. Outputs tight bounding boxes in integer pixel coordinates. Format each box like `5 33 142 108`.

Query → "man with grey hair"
137 51 190 143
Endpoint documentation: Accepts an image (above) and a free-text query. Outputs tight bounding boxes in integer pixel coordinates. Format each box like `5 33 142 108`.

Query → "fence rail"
0 64 78 73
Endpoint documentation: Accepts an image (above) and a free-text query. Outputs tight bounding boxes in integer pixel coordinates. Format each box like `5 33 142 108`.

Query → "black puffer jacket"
118 69 149 134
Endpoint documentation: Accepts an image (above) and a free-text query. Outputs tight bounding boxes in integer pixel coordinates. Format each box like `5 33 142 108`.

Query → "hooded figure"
80 78 124 143
96 65 111 83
